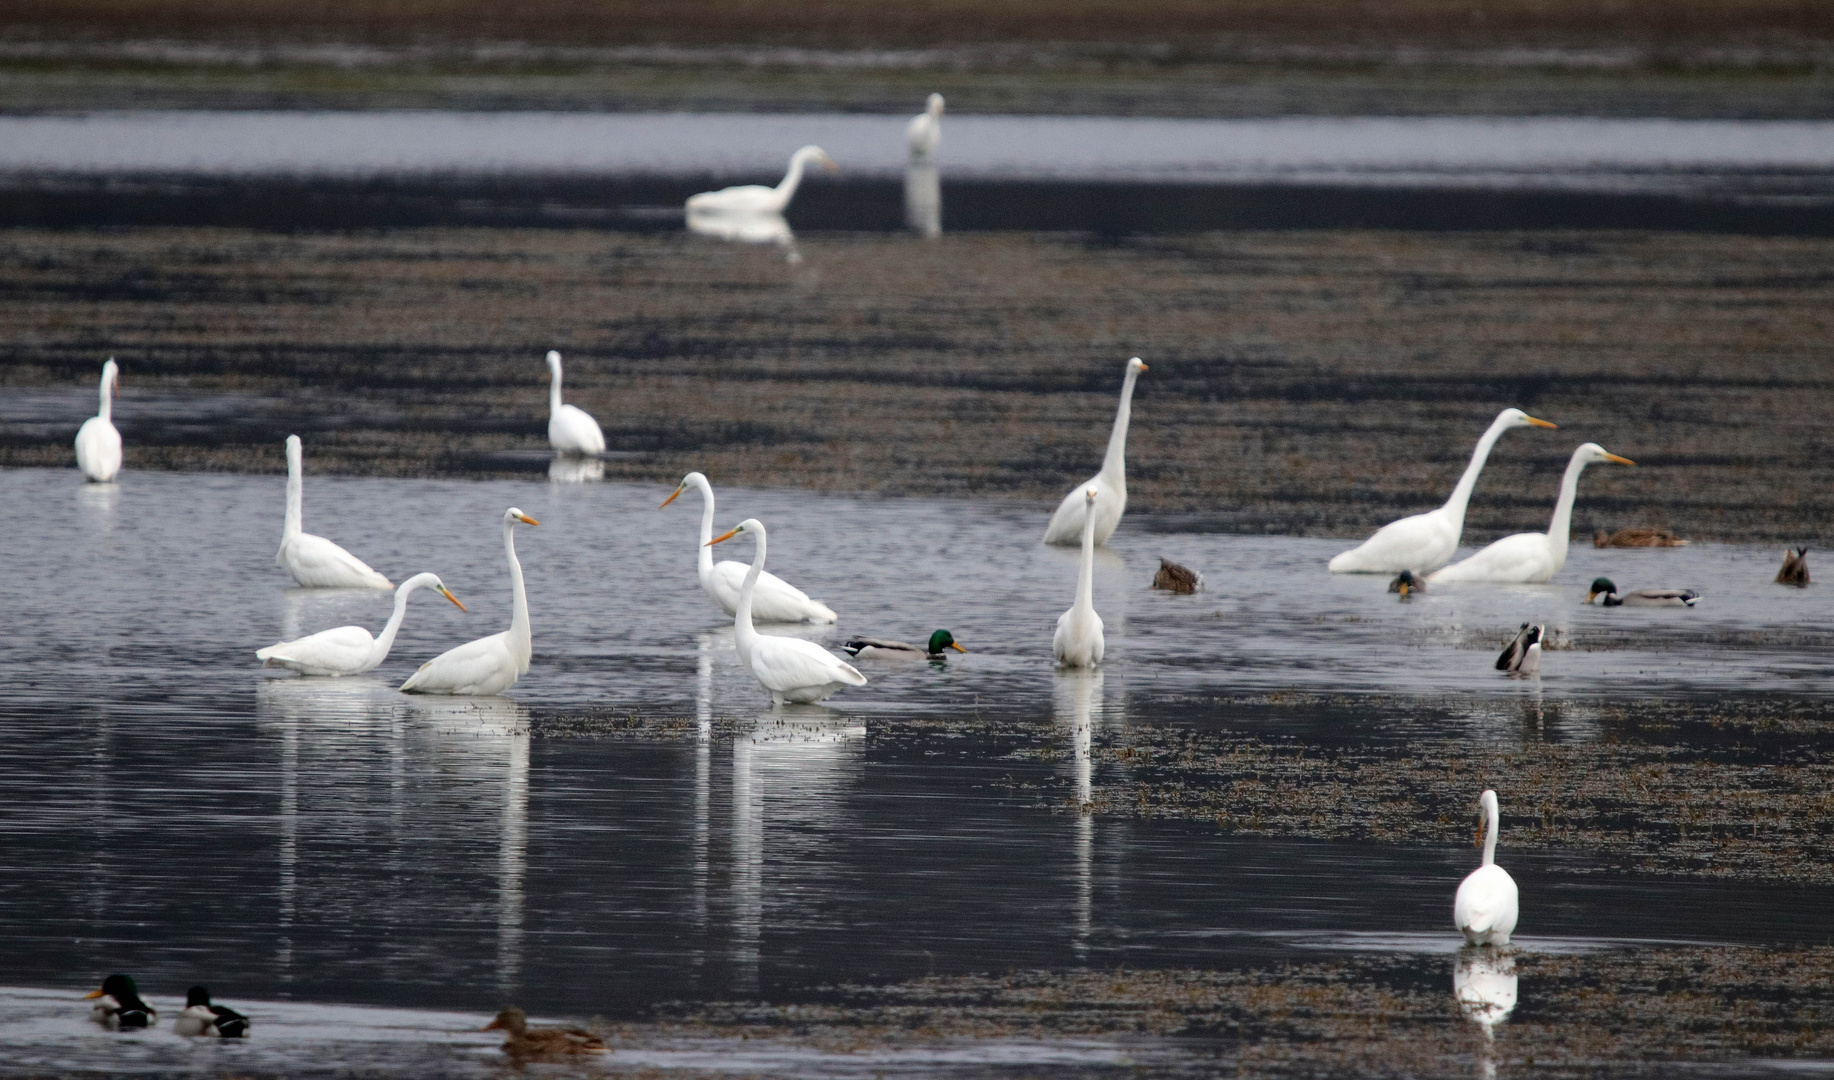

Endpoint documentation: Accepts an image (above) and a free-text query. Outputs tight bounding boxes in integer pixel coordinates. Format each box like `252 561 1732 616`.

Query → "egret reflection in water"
686 207 800 263
904 159 941 238
548 456 604 483
1054 669 1101 959
1454 947 1518 1079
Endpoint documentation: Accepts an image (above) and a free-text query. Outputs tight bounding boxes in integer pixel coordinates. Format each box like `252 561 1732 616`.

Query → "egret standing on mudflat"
1329 408 1557 574
1043 357 1148 546
257 572 465 676
1455 789 1519 946
75 358 123 483
1053 489 1106 668
277 434 392 589
661 472 838 623
1429 443 1634 584
401 509 538 696
686 145 837 217
708 518 867 705
907 93 944 157
545 350 605 456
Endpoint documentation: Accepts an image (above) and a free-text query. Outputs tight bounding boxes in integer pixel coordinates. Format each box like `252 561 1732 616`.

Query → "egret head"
927 92 945 115
1585 577 1617 604
545 350 563 377
1498 407 1556 430
928 629 965 654
1086 488 1099 504
798 145 839 174
707 517 764 546
102 358 119 393
1127 356 1149 374
660 471 710 509
1578 442 1635 467
505 507 540 527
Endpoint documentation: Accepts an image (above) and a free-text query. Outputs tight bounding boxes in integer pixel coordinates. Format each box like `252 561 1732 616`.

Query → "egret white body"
686 145 837 217
661 472 838 623
74 359 123 483
545 350 606 456
1429 443 1635 584
1454 789 1520 946
1043 357 1147 546
1329 408 1557 574
276 435 392 589
709 518 867 705
907 93 944 157
401 509 538 696
257 573 465 676
1053 489 1106 668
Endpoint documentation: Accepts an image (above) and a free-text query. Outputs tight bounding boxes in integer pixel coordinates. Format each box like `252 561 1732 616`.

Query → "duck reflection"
548 456 604 483
904 159 941 238
687 207 801 264
1454 947 1518 1079
1054 669 1101 959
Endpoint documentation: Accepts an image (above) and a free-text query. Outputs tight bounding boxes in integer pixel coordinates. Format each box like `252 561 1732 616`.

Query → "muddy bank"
3 226 1831 543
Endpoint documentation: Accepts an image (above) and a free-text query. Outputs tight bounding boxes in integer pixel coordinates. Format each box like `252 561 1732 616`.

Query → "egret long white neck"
98 368 115 423
547 359 563 416
1441 413 1514 528
693 478 716 582
371 577 427 661
1544 449 1592 570
1481 795 1499 867
1100 367 1140 487
776 151 812 203
284 440 303 539
734 527 767 659
505 519 531 665
1075 501 1097 612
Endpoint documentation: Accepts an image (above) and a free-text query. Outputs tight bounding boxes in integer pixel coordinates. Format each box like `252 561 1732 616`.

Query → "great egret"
707 518 867 704
1329 408 1557 574
401 509 538 696
483 1007 609 1058
908 93 945 157
545 350 606 456
1584 578 1699 607
1428 443 1634 584
842 630 965 660
1053 489 1106 668
173 988 249 1038
660 472 838 623
74 358 122 483
257 572 465 676
686 145 837 217
1043 357 1148 546
277 434 393 589
1454 789 1519 946
83 974 155 1030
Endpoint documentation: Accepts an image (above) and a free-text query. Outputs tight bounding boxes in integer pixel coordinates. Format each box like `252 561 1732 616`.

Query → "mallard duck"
1584 578 1699 607
1778 547 1810 586
483 1007 608 1059
1594 527 1688 548
1152 558 1201 594
83 973 156 1030
841 630 964 660
173 986 249 1037
1495 624 1542 677
1389 570 1423 598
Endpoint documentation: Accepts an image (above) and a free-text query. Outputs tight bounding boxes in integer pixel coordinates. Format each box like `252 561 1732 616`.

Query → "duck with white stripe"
1584 578 1699 607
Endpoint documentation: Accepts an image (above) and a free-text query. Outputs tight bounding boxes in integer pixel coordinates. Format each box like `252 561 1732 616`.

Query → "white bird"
1053 489 1106 668
1454 789 1520 946
401 509 538 696
74 358 123 483
1328 408 1557 574
660 472 838 623
1428 443 1635 584
257 572 465 676
907 93 945 157
545 350 606 456
1043 357 1148 546
708 518 867 705
686 145 838 217
276 435 392 589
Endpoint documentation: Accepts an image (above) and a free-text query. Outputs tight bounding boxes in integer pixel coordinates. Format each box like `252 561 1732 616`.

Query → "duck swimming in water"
84 974 156 1030
1584 578 1699 607
842 630 965 660
483 1007 608 1059
1389 570 1424 598
173 986 249 1037
1152 558 1201 594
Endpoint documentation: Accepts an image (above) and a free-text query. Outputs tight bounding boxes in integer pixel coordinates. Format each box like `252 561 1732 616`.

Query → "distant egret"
74 358 122 483
1043 357 1148 546
277 434 392 589
907 93 945 157
686 145 837 217
545 350 606 456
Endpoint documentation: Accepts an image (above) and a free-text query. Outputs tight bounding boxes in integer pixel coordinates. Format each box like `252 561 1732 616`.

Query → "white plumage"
1454 789 1520 947
907 93 945 157
709 518 867 705
1043 357 1147 547
401 509 538 696
1053 489 1106 668
276 434 392 589
1329 408 1557 574
1429 443 1635 585
661 472 838 623
686 145 837 217
257 572 465 676
545 350 606 456
74 358 123 483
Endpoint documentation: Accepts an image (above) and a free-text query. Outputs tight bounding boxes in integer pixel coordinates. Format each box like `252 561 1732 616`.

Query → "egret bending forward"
277 434 392 589
708 518 866 705
402 509 538 695
257 573 465 676
661 472 838 623
907 93 944 157
1329 408 1556 574
687 145 837 217
75 358 123 483
545 350 605 456
1053 489 1105 668
1454 789 1519 946
1429 443 1634 584
1043 357 1147 546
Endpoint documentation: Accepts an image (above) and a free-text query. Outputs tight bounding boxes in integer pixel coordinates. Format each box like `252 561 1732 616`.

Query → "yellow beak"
660 487 685 510
516 514 540 525
1585 590 1600 603
1525 416 1556 428
440 587 466 611
1398 583 1411 597
1605 453 1636 466
949 641 966 653
707 526 741 546
83 988 106 1000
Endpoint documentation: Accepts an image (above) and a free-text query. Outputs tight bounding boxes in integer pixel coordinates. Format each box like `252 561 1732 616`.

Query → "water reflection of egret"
686 207 800 263
1453 947 1518 1080
1054 669 1101 959
498 728 529 996
76 480 119 532
548 456 604 483
904 159 941 238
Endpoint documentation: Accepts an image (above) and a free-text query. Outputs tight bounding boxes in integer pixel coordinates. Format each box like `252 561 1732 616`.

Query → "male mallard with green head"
841 630 965 660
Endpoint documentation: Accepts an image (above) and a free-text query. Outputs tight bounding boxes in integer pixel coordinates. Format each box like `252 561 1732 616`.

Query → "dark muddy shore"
4 226 1830 544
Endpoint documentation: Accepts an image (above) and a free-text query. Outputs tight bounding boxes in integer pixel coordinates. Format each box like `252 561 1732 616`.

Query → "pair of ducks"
1392 571 1700 608
83 975 247 1037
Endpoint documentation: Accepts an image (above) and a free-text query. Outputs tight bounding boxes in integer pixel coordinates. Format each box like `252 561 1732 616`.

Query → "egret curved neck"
776 152 811 204
1544 451 1591 570
370 582 417 662
1100 368 1140 487
506 520 531 661
284 444 303 539
694 480 716 582
1441 414 1514 528
98 371 115 423
548 362 563 416
734 530 766 657
1482 799 1499 867
1075 505 1097 611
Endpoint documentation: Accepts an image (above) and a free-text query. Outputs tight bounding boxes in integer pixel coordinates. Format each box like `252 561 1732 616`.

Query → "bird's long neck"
370 583 416 662
284 445 303 540
1075 503 1097 613
1441 414 1512 528
735 530 765 658
548 362 563 417
1544 451 1590 570
1099 368 1139 488
775 152 809 205
1482 799 1499 867
98 370 114 423
695 481 716 583
506 520 531 666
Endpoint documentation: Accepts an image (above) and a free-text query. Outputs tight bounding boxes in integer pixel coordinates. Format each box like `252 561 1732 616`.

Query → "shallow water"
2 466 1830 1073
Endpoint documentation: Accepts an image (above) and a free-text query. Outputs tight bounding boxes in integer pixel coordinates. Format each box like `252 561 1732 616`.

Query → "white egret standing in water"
708 518 866 704
686 145 837 217
401 509 538 696
75 358 122 483
277 434 392 589
257 572 465 676
1430 443 1634 584
1454 789 1519 946
661 472 838 623
545 350 606 456
1053 489 1106 668
1043 357 1147 546
907 93 944 157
